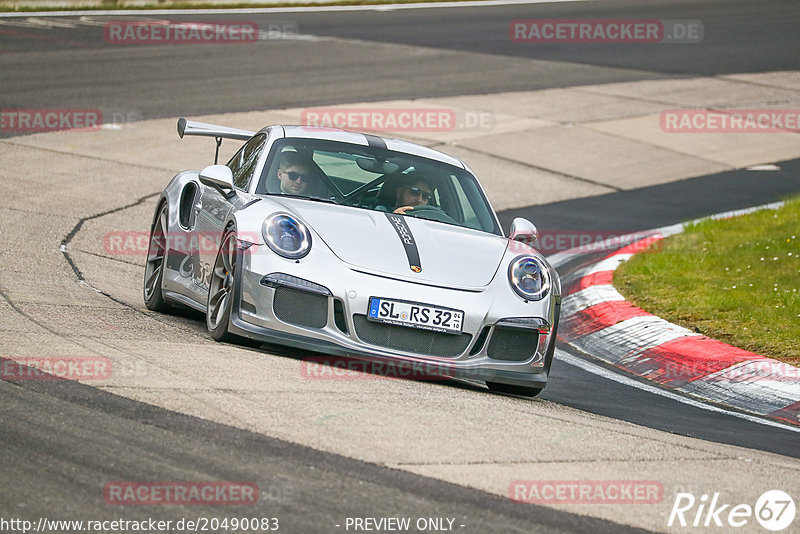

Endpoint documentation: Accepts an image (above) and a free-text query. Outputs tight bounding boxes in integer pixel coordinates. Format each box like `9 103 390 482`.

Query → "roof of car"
276 125 466 170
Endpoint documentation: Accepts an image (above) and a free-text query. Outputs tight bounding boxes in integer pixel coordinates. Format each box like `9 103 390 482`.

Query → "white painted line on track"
555 349 800 434
0 0 595 18
0 16 78 27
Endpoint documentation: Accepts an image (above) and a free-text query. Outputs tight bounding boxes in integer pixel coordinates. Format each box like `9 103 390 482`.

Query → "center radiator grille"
352 314 472 358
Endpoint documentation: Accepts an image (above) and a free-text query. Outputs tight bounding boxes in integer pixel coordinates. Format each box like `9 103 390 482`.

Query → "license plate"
367 297 464 335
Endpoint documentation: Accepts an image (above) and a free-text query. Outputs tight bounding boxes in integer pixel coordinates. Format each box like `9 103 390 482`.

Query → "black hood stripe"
384 213 421 273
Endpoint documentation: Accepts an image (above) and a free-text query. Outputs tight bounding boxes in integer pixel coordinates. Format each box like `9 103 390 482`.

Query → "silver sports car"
144 118 561 396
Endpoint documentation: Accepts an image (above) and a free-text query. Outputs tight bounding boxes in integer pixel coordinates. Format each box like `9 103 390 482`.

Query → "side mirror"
509 217 538 245
199 165 235 194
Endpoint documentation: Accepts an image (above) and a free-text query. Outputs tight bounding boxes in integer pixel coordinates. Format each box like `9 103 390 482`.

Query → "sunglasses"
405 187 433 201
283 171 309 182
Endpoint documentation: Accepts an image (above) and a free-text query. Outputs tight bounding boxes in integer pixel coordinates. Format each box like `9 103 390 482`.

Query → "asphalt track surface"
1 0 799 121
2 0 800 532
2 376 642 533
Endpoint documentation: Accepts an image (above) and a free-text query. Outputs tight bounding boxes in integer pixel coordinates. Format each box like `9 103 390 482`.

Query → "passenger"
276 152 315 195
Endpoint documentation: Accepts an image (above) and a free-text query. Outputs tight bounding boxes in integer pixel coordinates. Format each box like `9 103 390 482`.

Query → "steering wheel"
405 205 459 225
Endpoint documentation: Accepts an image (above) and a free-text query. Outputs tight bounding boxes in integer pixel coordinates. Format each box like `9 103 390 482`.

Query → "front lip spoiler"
187 245 550 390
227 313 548 388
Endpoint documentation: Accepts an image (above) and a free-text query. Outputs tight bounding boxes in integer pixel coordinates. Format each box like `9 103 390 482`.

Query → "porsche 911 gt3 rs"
144 118 561 396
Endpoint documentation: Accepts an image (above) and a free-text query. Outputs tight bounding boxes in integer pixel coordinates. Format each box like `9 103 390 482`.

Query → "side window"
449 175 480 230
227 134 266 190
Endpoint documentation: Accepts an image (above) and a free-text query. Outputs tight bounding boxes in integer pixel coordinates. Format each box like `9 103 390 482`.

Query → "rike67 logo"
669 490 795 531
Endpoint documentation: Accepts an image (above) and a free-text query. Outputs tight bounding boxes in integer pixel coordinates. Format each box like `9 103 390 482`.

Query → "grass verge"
615 197 800 366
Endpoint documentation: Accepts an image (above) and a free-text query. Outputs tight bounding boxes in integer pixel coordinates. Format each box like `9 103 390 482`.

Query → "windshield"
255 138 501 235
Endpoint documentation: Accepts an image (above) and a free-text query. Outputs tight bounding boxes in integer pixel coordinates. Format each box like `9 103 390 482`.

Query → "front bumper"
229 244 560 389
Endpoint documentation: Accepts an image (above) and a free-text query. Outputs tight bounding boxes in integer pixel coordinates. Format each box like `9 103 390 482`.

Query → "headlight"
508 255 550 301
262 213 312 259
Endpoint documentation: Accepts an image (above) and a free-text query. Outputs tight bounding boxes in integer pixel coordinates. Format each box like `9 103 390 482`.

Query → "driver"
379 174 435 215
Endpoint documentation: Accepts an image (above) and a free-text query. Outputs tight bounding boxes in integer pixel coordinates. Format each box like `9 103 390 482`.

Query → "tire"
486 381 543 397
206 229 239 342
143 203 171 312
206 228 256 346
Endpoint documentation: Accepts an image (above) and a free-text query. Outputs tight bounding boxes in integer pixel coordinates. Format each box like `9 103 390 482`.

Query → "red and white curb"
552 203 800 428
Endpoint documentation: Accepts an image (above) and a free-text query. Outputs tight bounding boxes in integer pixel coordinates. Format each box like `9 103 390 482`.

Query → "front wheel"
486 382 543 397
206 229 243 342
143 203 171 312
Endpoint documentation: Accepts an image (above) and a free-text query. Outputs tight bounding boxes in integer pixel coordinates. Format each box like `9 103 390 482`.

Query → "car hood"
273 198 508 288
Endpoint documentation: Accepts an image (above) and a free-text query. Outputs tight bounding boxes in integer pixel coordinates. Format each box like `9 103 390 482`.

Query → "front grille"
487 327 539 362
273 287 328 328
352 314 471 358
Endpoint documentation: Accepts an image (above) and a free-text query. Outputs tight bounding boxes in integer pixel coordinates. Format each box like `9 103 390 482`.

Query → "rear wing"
177 117 256 164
